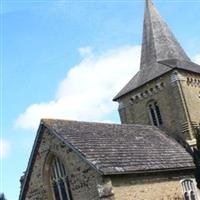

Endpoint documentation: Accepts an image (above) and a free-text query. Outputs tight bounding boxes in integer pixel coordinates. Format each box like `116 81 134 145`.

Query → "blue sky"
1 0 200 199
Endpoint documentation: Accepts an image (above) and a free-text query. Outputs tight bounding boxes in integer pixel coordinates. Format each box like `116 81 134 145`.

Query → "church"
19 0 200 199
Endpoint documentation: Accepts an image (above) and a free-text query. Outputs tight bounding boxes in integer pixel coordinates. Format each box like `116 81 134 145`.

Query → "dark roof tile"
43 119 195 175
113 0 200 100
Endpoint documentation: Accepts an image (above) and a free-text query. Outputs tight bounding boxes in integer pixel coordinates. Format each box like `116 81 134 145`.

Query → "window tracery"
50 157 72 200
148 101 163 127
181 179 199 200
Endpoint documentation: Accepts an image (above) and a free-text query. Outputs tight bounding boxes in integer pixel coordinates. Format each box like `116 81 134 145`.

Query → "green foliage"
194 126 200 189
196 127 200 150
0 193 7 200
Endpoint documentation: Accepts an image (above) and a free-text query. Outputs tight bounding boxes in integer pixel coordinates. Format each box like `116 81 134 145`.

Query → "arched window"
148 101 163 127
50 157 72 200
181 179 199 200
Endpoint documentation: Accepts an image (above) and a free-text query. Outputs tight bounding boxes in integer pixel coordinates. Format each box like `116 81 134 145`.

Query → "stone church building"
19 0 200 199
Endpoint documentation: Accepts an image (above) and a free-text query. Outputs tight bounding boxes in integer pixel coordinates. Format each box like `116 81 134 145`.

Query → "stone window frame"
181 179 199 200
118 102 127 123
147 100 163 127
50 157 72 200
43 152 73 200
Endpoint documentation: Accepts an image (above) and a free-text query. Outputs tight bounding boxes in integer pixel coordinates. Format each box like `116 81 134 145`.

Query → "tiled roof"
113 0 200 100
43 119 195 175
141 0 190 70
113 59 200 100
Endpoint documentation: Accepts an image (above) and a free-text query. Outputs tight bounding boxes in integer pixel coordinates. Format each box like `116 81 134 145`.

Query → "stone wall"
23 128 114 200
180 71 200 134
117 69 199 145
22 126 200 200
110 172 199 200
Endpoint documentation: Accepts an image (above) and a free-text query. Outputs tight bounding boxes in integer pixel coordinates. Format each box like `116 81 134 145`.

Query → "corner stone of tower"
113 0 200 148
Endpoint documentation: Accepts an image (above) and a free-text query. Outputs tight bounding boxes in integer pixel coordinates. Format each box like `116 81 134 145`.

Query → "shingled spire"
113 0 200 100
141 0 190 70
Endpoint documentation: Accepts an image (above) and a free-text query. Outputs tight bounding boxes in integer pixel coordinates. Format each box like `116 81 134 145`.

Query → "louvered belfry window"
148 101 163 127
50 157 72 200
181 179 199 200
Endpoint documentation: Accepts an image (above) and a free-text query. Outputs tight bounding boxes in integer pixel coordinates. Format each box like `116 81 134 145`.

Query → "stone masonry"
117 70 200 146
19 0 200 199
22 125 198 200
24 128 114 200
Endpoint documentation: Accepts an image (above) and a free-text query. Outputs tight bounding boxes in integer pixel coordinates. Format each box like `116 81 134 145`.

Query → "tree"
196 126 200 150
0 193 7 200
193 126 200 189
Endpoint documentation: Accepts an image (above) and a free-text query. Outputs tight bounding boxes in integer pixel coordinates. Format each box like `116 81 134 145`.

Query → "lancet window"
181 179 199 200
148 101 163 127
50 157 72 200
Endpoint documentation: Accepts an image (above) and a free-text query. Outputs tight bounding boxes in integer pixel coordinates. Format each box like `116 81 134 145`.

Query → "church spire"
140 0 190 70
145 0 153 8
113 0 200 101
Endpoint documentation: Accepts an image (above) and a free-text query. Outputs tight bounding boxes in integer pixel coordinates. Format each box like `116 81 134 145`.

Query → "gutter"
102 166 195 176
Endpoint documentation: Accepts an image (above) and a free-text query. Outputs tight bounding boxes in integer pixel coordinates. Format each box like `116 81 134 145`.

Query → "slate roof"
113 0 200 100
141 0 190 69
43 119 195 175
113 59 200 100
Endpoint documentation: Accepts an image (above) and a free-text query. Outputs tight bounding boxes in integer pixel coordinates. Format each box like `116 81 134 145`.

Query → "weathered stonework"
22 123 199 200
111 173 198 200
180 71 200 141
20 0 200 199
24 128 114 200
114 0 200 148
117 69 199 146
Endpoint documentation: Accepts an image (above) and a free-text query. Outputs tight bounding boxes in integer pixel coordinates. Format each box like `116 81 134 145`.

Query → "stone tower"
113 0 200 147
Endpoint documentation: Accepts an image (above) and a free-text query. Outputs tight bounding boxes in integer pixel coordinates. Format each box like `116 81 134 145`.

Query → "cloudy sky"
1 0 200 199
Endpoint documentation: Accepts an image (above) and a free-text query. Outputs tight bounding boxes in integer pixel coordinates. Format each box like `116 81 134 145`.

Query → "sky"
1 0 200 199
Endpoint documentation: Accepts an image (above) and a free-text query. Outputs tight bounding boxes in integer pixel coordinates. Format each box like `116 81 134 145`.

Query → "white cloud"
194 54 200 64
78 46 92 57
0 139 10 159
15 45 141 130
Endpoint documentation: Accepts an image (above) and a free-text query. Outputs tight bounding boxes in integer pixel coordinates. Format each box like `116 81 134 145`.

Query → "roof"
113 59 200 100
43 119 195 175
113 0 200 101
141 0 190 69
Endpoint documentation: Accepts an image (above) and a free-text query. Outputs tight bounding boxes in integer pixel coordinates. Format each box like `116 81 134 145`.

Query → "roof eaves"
113 59 200 102
178 66 200 75
113 67 173 101
19 121 46 200
103 166 195 176
42 120 104 176
157 59 178 69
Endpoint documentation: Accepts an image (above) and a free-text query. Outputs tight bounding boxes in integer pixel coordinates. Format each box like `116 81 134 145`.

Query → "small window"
149 104 158 126
154 102 162 125
181 179 199 200
50 157 72 200
148 101 163 127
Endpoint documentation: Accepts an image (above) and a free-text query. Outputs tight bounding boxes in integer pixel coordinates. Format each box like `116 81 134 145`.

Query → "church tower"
113 0 200 147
